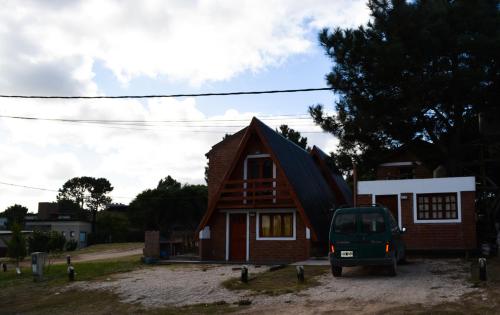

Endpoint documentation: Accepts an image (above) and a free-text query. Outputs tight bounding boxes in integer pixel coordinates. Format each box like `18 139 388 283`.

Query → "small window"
79 231 86 242
417 193 457 220
333 213 357 234
361 213 386 233
259 213 293 237
70 231 75 238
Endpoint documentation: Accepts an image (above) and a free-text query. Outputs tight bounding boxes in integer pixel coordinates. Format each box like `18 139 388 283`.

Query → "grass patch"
73 242 143 255
0 254 142 289
222 265 329 296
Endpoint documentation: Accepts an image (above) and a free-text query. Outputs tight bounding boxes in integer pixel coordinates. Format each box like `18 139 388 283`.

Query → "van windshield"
333 213 357 234
361 213 385 233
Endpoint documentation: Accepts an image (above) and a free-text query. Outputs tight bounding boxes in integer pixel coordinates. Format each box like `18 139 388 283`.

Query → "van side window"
361 213 385 233
334 214 357 234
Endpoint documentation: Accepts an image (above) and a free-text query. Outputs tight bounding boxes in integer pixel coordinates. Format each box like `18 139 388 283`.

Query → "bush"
7 223 27 263
28 230 50 253
27 230 67 253
65 239 78 251
48 231 66 252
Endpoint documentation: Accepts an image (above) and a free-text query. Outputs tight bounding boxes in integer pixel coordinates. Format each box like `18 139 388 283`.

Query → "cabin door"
229 213 247 261
376 195 399 222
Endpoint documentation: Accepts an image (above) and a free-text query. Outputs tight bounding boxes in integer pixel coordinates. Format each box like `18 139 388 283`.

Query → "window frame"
256 209 296 240
414 192 461 223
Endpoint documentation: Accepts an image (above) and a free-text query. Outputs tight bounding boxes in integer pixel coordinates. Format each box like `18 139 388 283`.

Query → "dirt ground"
72 258 480 314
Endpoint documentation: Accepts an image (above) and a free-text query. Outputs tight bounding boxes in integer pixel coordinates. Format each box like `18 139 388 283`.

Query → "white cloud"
0 98 334 212
0 0 369 91
0 1 362 212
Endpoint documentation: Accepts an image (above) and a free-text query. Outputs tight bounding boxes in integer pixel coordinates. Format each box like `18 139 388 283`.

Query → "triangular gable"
197 117 336 241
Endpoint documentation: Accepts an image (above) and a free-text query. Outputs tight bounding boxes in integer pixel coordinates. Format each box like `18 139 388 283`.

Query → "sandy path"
71 259 479 313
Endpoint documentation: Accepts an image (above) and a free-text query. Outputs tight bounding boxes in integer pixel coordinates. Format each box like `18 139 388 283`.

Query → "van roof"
334 206 388 214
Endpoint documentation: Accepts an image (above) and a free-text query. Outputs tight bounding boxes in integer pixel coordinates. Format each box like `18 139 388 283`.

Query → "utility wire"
0 87 331 99
0 180 58 192
0 114 311 123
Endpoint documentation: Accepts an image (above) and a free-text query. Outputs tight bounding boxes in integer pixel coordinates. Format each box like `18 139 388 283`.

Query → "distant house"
356 144 476 251
25 220 91 249
23 202 92 248
197 117 351 263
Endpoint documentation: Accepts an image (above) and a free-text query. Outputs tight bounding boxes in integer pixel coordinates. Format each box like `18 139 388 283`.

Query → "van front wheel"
332 266 342 277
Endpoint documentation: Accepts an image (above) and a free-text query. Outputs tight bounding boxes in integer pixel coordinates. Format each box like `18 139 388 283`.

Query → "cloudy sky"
0 0 370 212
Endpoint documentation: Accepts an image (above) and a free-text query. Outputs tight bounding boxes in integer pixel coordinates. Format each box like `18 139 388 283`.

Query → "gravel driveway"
72 258 478 313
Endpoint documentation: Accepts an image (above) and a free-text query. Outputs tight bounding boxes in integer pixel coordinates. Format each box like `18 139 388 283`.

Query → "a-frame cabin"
197 117 351 263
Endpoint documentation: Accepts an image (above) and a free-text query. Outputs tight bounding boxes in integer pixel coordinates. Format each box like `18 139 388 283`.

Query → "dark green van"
329 205 406 277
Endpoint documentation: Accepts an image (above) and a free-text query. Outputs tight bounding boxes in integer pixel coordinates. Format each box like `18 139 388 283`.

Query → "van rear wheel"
332 266 342 277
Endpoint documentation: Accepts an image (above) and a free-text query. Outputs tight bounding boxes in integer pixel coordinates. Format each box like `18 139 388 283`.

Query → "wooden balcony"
217 178 295 209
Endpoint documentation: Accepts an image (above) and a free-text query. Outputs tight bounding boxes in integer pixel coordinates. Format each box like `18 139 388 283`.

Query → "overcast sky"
0 0 370 212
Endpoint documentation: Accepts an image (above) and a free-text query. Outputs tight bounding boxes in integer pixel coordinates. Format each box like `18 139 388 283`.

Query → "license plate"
341 250 353 258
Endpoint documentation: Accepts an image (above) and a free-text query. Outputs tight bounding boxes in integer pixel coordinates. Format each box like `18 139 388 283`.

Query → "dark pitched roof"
255 119 336 240
311 146 353 206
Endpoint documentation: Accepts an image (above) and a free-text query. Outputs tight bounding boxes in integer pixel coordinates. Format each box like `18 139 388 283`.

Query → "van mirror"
401 227 407 233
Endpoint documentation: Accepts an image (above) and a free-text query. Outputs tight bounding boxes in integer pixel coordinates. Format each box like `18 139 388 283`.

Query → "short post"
479 258 487 281
296 265 304 283
2 263 6 272
68 266 75 281
241 265 248 283
66 255 71 265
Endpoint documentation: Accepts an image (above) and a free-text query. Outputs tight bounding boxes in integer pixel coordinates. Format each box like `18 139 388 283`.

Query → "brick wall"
200 209 311 263
206 131 245 206
143 230 160 258
248 212 310 264
199 211 227 261
356 191 477 250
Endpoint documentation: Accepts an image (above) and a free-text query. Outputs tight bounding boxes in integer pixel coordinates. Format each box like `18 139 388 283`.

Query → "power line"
0 114 311 124
0 181 58 192
0 113 326 133
0 87 331 99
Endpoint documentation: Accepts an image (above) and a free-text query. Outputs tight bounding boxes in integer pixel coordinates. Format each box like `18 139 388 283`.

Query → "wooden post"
68 266 75 281
296 265 304 283
241 266 248 283
479 258 487 281
353 162 357 207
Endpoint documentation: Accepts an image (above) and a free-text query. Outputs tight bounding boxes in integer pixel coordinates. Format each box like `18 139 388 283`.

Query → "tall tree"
2 204 29 229
276 125 309 150
7 223 27 270
310 0 500 179
57 177 113 233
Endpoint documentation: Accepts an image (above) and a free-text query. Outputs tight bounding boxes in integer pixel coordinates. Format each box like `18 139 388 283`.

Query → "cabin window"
247 157 273 179
259 213 293 237
417 193 458 220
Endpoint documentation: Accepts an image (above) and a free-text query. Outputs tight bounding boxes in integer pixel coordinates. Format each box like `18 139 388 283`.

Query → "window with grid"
417 193 457 220
259 213 293 237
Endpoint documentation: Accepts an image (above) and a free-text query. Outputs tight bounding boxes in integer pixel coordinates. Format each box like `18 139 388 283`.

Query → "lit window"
259 213 293 237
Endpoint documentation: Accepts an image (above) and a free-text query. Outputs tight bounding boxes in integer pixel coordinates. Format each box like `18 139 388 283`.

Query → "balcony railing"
218 178 294 208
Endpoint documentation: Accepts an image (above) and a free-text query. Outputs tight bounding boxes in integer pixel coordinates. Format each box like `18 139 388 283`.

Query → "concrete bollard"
296 265 304 283
479 258 487 281
68 266 75 281
2 263 6 272
66 255 71 265
241 266 248 283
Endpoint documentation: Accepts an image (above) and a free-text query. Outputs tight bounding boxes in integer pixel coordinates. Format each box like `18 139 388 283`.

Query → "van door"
331 213 359 260
357 211 387 260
